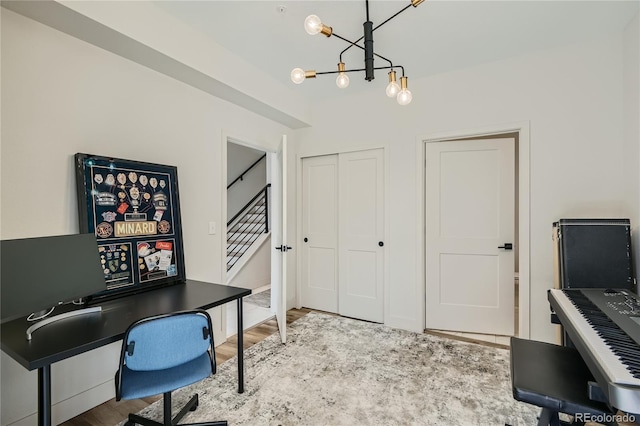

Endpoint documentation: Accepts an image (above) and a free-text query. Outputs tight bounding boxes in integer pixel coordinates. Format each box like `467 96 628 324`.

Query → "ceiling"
154 1 638 102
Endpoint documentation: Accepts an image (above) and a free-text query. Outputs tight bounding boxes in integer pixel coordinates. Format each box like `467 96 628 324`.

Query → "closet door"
338 149 384 323
300 155 339 312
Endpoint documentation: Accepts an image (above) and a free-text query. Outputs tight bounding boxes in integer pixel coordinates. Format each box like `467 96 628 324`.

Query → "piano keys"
549 288 640 415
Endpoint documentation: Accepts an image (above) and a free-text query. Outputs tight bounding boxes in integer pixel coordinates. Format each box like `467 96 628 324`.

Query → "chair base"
125 392 227 426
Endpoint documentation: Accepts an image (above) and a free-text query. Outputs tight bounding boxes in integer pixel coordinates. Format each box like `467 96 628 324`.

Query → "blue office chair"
115 310 227 426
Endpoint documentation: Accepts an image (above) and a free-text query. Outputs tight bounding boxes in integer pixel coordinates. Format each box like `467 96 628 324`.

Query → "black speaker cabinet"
552 218 636 291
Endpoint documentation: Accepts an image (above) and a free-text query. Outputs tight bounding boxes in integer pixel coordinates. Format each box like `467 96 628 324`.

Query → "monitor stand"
26 307 102 340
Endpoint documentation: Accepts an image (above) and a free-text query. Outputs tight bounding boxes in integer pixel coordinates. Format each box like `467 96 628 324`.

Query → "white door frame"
416 122 531 338
295 144 390 324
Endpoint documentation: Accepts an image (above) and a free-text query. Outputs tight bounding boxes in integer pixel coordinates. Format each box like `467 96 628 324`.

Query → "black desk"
0 280 251 426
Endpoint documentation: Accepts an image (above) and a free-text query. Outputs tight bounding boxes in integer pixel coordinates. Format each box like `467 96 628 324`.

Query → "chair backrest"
122 310 214 371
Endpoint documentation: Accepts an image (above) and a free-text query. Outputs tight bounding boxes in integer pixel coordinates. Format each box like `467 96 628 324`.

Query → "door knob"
498 243 513 250
304 237 308 242
378 241 384 247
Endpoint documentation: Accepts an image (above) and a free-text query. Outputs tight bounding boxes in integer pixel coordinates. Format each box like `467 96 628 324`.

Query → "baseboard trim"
8 380 115 426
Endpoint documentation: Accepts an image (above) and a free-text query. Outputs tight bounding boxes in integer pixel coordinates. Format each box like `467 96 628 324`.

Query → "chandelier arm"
338 44 394 70
332 32 364 52
372 51 393 68
316 65 399 76
372 4 413 32
333 33 394 68
339 1 414 59
339 37 364 62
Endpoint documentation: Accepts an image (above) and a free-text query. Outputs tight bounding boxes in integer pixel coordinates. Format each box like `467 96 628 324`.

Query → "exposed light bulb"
386 70 400 97
386 82 400 97
304 15 322 35
291 68 305 84
397 76 413 105
336 73 349 89
397 89 413 105
336 62 349 89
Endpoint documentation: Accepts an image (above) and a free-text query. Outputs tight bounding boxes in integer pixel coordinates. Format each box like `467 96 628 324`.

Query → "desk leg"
38 365 52 426
237 297 244 394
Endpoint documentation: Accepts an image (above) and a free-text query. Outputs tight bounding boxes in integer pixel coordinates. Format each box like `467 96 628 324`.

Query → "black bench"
510 337 615 425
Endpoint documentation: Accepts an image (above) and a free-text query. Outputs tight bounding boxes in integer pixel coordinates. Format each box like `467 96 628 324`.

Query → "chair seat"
510 337 612 416
119 352 212 400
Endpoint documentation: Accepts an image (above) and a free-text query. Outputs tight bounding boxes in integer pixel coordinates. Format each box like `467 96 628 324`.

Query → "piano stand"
510 337 615 426
587 381 609 405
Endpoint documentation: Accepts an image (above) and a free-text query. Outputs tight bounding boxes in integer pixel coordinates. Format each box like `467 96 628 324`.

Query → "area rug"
244 289 270 309
121 312 538 425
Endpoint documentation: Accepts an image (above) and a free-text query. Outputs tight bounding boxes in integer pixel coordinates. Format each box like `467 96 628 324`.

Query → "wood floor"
60 308 311 426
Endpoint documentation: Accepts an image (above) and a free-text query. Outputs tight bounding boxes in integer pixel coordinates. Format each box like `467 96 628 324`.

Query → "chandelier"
291 0 424 105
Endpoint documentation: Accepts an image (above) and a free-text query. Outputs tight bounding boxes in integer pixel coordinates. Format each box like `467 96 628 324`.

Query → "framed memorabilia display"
75 153 186 300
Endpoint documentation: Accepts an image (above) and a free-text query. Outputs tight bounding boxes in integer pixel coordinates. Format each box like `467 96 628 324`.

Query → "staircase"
227 185 270 271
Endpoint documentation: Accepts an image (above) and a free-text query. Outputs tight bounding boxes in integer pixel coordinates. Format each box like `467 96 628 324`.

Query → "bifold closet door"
301 155 339 313
338 149 384 323
301 149 384 323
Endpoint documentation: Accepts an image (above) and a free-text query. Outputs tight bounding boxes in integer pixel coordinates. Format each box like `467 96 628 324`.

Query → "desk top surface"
1 280 251 370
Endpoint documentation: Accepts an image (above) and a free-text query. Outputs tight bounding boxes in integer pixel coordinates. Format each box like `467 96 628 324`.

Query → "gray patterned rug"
245 289 270 309
121 312 538 425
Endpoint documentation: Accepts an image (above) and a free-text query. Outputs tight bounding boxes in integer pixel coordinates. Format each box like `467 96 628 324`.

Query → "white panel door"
270 135 290 343
425 138 515 335
338 149 384 323
301 155 338 313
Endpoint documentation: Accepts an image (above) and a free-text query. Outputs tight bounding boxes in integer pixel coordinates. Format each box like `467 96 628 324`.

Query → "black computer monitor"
1 233 107 323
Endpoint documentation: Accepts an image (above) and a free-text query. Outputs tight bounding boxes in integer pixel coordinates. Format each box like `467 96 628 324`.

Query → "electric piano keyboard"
548 288 640 415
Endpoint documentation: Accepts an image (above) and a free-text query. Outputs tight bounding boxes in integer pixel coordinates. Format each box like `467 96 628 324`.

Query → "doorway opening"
419 122 531 341
224 139 274 337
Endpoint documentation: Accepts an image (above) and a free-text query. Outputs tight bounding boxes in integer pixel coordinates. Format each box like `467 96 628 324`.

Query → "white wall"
295 33 636 343
228 235 272 291
623 12 640 275
0 9 289 425
227 143 267 220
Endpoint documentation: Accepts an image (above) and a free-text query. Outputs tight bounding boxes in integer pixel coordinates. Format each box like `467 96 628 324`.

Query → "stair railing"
227 154 266 190
227 184 271 270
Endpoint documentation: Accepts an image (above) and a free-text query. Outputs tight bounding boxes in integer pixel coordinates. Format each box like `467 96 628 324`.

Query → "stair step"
236 220 264 227
230 219 265 229
228 228 260 237
229 230 264 239
227 232 264 244
228 240 256 249
227 238 257 246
